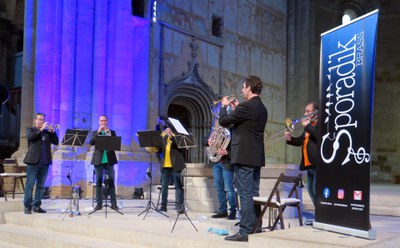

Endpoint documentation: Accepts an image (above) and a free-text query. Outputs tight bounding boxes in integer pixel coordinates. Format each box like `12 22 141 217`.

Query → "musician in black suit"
90 115 119 211
23 113 59 214
219 75 268 242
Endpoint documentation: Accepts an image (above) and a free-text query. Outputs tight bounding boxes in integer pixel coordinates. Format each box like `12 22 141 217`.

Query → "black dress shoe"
224 232 248 242
33 207 47 213
158 205 167 212
24 208 32 214
93 205 102 211
227 211 236 220
111 204 119 210
211 212 228 218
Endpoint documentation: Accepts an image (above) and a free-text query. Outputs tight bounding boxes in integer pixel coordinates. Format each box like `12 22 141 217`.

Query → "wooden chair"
252 173 303 232
0 158 27 201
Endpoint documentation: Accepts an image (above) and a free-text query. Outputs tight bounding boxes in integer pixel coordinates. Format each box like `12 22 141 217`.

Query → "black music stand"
164 117 198 233
88 135 123 217
59 129 89 220
136 130 168 219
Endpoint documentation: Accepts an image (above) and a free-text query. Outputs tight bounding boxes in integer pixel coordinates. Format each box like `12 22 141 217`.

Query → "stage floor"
1 198 400 247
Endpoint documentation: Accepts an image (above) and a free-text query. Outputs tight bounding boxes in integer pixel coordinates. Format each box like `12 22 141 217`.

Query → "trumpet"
44 123 60 131
213 95 236 105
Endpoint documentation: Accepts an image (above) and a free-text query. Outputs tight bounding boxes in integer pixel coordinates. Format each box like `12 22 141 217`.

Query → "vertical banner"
314 10 378 240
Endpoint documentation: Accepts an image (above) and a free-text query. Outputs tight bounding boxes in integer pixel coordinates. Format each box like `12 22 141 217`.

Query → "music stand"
88 135 123 217
136 130 168 219
59 129 89 220
164 117 198 233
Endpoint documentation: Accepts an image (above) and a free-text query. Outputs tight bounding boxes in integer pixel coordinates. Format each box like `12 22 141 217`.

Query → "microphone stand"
59 169 76 220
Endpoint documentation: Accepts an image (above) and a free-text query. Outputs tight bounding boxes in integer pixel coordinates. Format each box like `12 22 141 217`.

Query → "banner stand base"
313 221 376 240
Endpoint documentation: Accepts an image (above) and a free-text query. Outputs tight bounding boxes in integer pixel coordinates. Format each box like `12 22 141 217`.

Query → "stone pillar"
14 0 36 162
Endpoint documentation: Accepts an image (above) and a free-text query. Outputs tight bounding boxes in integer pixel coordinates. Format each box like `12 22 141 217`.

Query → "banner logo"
320 33 371 166
338 189 345 199
323 188 331 199
353 190 362 201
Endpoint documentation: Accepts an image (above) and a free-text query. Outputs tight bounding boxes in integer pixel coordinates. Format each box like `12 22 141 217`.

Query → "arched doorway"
160 63 216 163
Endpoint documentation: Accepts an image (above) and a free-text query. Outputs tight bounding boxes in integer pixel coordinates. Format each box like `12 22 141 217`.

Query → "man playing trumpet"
23 112 59 214
90 115 119 211
219 75 268 242
284 102 319 207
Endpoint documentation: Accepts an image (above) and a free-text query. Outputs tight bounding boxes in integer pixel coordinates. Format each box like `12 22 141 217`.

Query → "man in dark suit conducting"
23 112 59 214
90 115 119 211
219 75 268 242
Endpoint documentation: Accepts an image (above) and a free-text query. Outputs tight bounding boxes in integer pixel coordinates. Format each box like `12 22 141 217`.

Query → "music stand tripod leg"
137 158 169 219
59 172 74 220
170 168 198 233
88 169 123 217
171 204 198 233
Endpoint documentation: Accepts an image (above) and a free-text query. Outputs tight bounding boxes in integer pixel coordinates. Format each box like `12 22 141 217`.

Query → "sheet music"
168 117 189 135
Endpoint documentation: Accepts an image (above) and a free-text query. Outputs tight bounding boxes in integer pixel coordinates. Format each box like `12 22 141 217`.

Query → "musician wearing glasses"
23 112 59 214
90 115 119 211
219 75 268 242
284 102 319 207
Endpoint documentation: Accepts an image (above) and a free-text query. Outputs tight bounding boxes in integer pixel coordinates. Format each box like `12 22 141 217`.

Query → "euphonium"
207 123 231 162
207 97 233 162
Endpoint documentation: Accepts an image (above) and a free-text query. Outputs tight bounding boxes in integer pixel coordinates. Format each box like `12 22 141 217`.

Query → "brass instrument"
45 123 60 131
145 147 159 154
49 124 60 129
160 129 175 138
213 95 236 105
207 95 234 162
145 120 166 154
207 122 231 162
268 110 318 144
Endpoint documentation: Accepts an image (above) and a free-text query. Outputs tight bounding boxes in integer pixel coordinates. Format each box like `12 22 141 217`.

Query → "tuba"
207 97 234 162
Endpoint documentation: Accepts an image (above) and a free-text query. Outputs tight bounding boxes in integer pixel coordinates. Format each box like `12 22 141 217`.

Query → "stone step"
0 223 142 248
0 240 25 248
3 209 247 248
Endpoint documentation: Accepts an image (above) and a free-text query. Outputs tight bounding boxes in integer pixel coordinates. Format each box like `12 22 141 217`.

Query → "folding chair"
0 158 27 201
252 173 303 232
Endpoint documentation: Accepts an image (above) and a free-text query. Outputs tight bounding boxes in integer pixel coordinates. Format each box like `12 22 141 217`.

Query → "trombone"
267 110 318 144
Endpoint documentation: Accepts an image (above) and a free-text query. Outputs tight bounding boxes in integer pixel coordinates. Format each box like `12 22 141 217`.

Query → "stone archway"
160 63 216 163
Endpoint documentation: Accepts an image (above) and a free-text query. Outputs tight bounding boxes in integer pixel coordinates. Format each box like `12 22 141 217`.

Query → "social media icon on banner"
353 190 362 200
337 189 344 199
323 187 330 199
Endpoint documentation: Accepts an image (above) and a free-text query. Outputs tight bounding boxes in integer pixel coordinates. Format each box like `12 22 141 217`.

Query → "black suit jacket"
157 135 186 172
286 122 319 170
90 130 118 166
23 127 59 165
219 96 268 167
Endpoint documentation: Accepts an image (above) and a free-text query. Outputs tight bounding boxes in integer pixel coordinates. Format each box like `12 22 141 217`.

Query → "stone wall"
151 0 289 163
